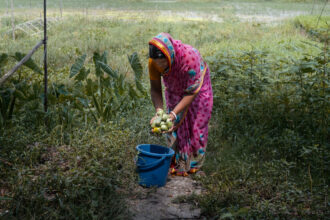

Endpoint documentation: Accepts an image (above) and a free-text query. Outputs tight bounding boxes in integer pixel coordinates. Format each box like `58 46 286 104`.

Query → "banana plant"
0 53 42 129
0 53 9 75
128 52 146 96
13 52 42 75
69 51 145 124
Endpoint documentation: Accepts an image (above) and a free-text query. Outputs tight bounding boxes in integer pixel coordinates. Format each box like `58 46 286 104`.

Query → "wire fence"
0 0 50 112
0 0 148 38
0 0 145 17
0 0 121 41
0 0 149 111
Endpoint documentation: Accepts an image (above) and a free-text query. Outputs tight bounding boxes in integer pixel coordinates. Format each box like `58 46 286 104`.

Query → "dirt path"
128 175 206 220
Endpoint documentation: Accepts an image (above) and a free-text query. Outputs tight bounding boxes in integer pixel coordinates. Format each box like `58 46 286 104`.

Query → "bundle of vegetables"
151 109 173 134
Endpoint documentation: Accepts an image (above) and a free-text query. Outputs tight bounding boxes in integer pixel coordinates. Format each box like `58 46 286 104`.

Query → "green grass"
0 0 328 17
0 13 323 81
0 124 139 219
0 0 327 9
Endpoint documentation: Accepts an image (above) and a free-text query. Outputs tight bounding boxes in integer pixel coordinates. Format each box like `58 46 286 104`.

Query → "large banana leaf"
128 84 139 99
115 74 126 96
100 51 108 64
85 78 97 96
68 52 145 123
93 52 102 77
70 54 87 78
74 67 90 82
92 93 101 115
128 52 143 78
0 88 14 112
103 96 114 120
98 61 118 78
14 89 26 100
13 52 42 74
0 112 3 127
0 53 8 69
93 51 108 77
128 52 145 94
55 83 69 96
0 94 4 125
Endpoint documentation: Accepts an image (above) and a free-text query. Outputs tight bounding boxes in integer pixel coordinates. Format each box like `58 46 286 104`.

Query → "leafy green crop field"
0 0 329 219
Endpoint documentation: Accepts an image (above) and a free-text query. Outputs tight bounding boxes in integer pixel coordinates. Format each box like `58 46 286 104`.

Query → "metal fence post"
44 0 48 113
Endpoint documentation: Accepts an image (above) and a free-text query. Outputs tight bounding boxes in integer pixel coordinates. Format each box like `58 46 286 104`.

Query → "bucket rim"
136 144 174 157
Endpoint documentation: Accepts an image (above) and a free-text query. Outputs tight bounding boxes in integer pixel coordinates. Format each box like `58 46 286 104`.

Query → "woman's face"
153 58 169 73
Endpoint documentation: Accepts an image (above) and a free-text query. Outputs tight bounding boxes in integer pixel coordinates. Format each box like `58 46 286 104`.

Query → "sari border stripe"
174 62 208 130
192 62 208 95
149 39 172 74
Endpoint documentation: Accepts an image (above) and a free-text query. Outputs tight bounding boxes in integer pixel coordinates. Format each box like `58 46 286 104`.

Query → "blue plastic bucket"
136 144 174 187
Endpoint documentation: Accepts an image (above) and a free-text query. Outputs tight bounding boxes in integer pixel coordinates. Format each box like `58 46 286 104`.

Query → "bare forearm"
151 89 164 110
172 94 197 115
150 79 164 111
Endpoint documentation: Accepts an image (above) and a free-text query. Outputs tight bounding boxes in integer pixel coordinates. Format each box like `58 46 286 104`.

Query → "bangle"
170 111 177 120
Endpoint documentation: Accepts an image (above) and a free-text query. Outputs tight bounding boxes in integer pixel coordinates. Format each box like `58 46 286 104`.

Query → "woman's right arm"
150 79 163 111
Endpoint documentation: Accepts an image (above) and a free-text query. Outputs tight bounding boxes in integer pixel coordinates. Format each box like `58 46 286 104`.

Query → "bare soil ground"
128 175 206 220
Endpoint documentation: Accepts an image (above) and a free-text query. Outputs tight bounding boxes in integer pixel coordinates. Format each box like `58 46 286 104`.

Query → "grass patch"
1 122 139 219
0 14 322 75
294 15 330 42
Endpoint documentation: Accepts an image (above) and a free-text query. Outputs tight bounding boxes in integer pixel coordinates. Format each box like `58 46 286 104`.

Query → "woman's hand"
168 112 176 122
149 114 158 125
150 109 176 134
165 125 175 133
150 108 164 124
161 112 176 133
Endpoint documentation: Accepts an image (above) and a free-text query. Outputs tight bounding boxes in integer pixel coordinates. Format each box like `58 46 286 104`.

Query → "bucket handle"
137 155 166 171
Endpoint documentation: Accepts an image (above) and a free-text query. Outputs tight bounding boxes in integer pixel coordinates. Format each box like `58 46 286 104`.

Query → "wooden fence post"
316 0 328 27
86 2 88 18
6 0 9 15
10 0 15 40
59 0 63 18
311 0 315 14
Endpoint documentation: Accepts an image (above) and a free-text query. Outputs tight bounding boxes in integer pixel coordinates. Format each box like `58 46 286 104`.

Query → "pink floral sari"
149 33 213 176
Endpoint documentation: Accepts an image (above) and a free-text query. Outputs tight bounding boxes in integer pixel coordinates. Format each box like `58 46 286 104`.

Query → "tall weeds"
199 36 329 218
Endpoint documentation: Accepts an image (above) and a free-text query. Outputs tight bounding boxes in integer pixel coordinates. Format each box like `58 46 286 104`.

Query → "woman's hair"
149 44 166 59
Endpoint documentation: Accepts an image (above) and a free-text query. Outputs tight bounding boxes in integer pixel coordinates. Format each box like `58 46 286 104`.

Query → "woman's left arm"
169 48 205 122
170 93 197 119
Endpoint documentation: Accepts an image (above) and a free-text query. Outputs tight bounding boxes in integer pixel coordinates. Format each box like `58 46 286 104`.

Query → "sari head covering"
149 44 166 59
148 33 176 75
